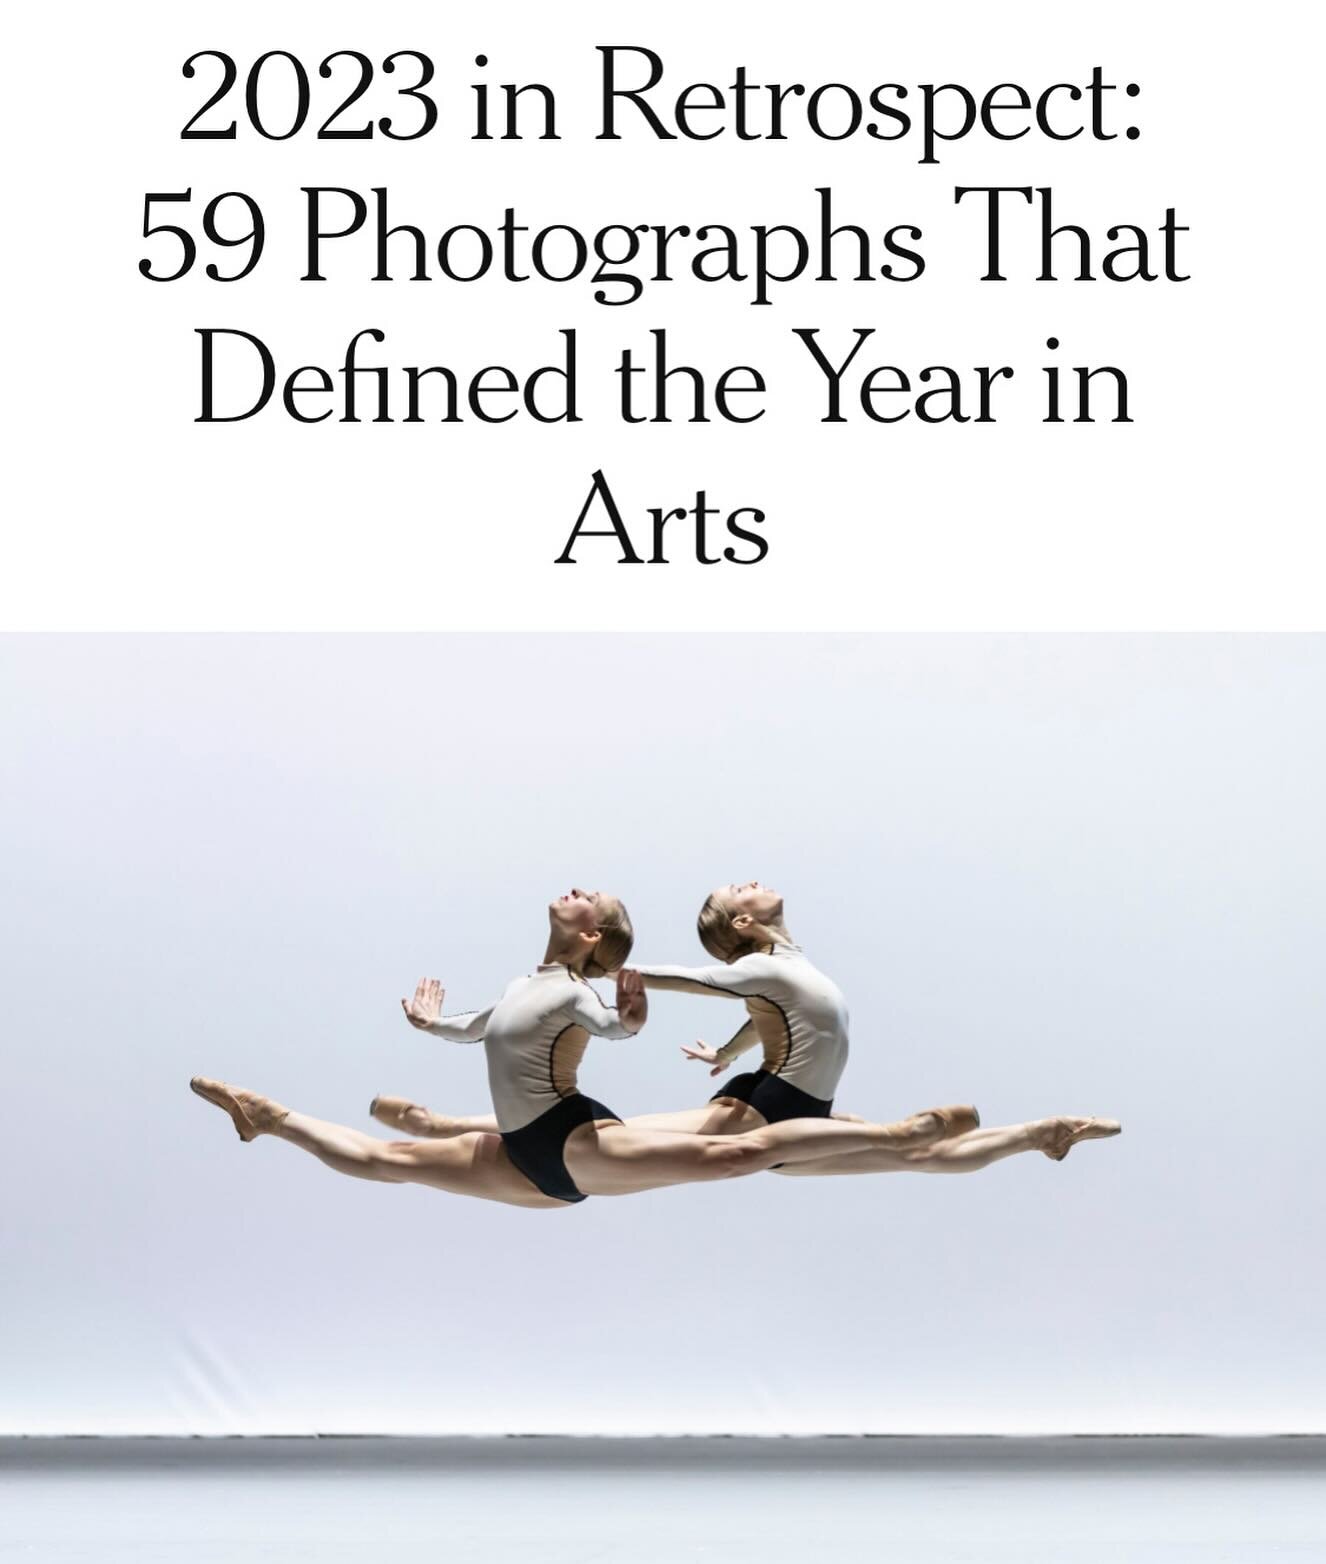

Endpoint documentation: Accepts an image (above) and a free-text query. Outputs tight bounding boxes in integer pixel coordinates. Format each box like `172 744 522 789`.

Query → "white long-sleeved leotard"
424 964 636 1131
632 943 848 1103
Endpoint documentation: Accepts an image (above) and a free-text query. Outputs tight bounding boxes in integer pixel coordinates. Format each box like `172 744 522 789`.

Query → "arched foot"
190 1076 288 1141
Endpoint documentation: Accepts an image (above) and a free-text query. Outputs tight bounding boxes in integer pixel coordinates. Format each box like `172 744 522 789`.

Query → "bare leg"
630 1102 977 1140
622 1103 887 1135
372 1095 766 1139
374 1093 963 1142
618 1100 767 1135
564 1106 973 1197
275 1110 410 1182
274 1112 565 1207
191 1078 564 1209
773 1116 1121 1177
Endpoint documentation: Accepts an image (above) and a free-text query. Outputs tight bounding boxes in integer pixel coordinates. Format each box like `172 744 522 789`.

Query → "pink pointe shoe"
369 1096 454 1136
190 1076 288 1141
1041 1116 1123 1161
909 1104 981 1140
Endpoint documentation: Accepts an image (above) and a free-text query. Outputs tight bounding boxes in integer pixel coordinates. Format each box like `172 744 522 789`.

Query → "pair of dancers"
192 882 1120 1209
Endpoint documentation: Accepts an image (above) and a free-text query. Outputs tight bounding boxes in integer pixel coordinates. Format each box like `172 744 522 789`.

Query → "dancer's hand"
681 1040 726 1077
402 977 444 1030
616 968 647 1032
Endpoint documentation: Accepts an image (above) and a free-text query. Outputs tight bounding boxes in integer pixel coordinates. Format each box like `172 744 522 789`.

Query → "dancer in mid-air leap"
375 881 1120 1176
192 889 973 1209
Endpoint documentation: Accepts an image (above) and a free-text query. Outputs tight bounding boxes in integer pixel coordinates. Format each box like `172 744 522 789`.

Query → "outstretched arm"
400 977 492 1042
682 1019 761 1077
630 960 756 1002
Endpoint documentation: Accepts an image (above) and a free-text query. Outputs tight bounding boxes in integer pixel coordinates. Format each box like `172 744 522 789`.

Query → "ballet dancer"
375 882 1119 1174
192 889 972 1210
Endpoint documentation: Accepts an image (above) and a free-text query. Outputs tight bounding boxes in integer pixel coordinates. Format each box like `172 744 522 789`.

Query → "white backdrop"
1 634 1322 1434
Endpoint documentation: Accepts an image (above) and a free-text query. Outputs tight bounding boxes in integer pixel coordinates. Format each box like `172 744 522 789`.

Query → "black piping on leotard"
548 1023 575 1100
662 971 794 1076
548 973 626 1100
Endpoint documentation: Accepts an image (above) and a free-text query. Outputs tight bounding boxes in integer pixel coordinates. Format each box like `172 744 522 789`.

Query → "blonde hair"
696 892 759 964
585 896 634 978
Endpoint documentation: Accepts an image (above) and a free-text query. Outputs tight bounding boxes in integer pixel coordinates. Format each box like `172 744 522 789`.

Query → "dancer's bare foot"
369 1095 454 1137
190 1077 289 1142
1036 1116 1122 1161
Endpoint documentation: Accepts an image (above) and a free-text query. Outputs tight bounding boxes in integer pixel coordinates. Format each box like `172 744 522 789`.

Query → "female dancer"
375 882 1118 1173
192 888 971 1210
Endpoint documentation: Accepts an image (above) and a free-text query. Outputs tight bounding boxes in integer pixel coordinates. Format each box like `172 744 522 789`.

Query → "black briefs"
501 1093 622 1204
712 1068 834 1123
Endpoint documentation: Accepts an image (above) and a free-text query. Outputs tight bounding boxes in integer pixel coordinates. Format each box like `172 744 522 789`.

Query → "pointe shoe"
1040 1116 1123 1161
889 1103 980 1147
912 1104 981 1139
190 1076 288 1141
369 1095 449 1136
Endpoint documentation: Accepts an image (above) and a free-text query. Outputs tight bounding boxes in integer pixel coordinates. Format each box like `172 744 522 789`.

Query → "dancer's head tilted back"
547 887 634 977
696 881 790 963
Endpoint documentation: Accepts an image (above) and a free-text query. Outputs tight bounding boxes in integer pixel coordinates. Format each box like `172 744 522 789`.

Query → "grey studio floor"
3 1437 1324 1562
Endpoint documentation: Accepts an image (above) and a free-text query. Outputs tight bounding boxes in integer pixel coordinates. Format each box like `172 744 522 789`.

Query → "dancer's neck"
542 934 591 974
746 919 793 955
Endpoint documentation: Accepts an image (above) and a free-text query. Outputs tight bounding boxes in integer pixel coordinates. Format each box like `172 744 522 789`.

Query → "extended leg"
191 1077 563 1209
373 1092 959 1143
772 1116 1121 1177
372 1093 765 1139
616 1102 930 1136
563 1105 975 1197
620 1100 767 1135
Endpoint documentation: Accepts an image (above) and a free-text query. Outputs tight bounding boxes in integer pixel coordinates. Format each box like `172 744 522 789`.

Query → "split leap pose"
192 889 972 1210
375 881 1119 1175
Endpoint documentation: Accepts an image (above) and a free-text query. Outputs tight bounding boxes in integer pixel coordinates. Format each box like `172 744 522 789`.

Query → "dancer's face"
718 880 784 928
549 887 606 938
